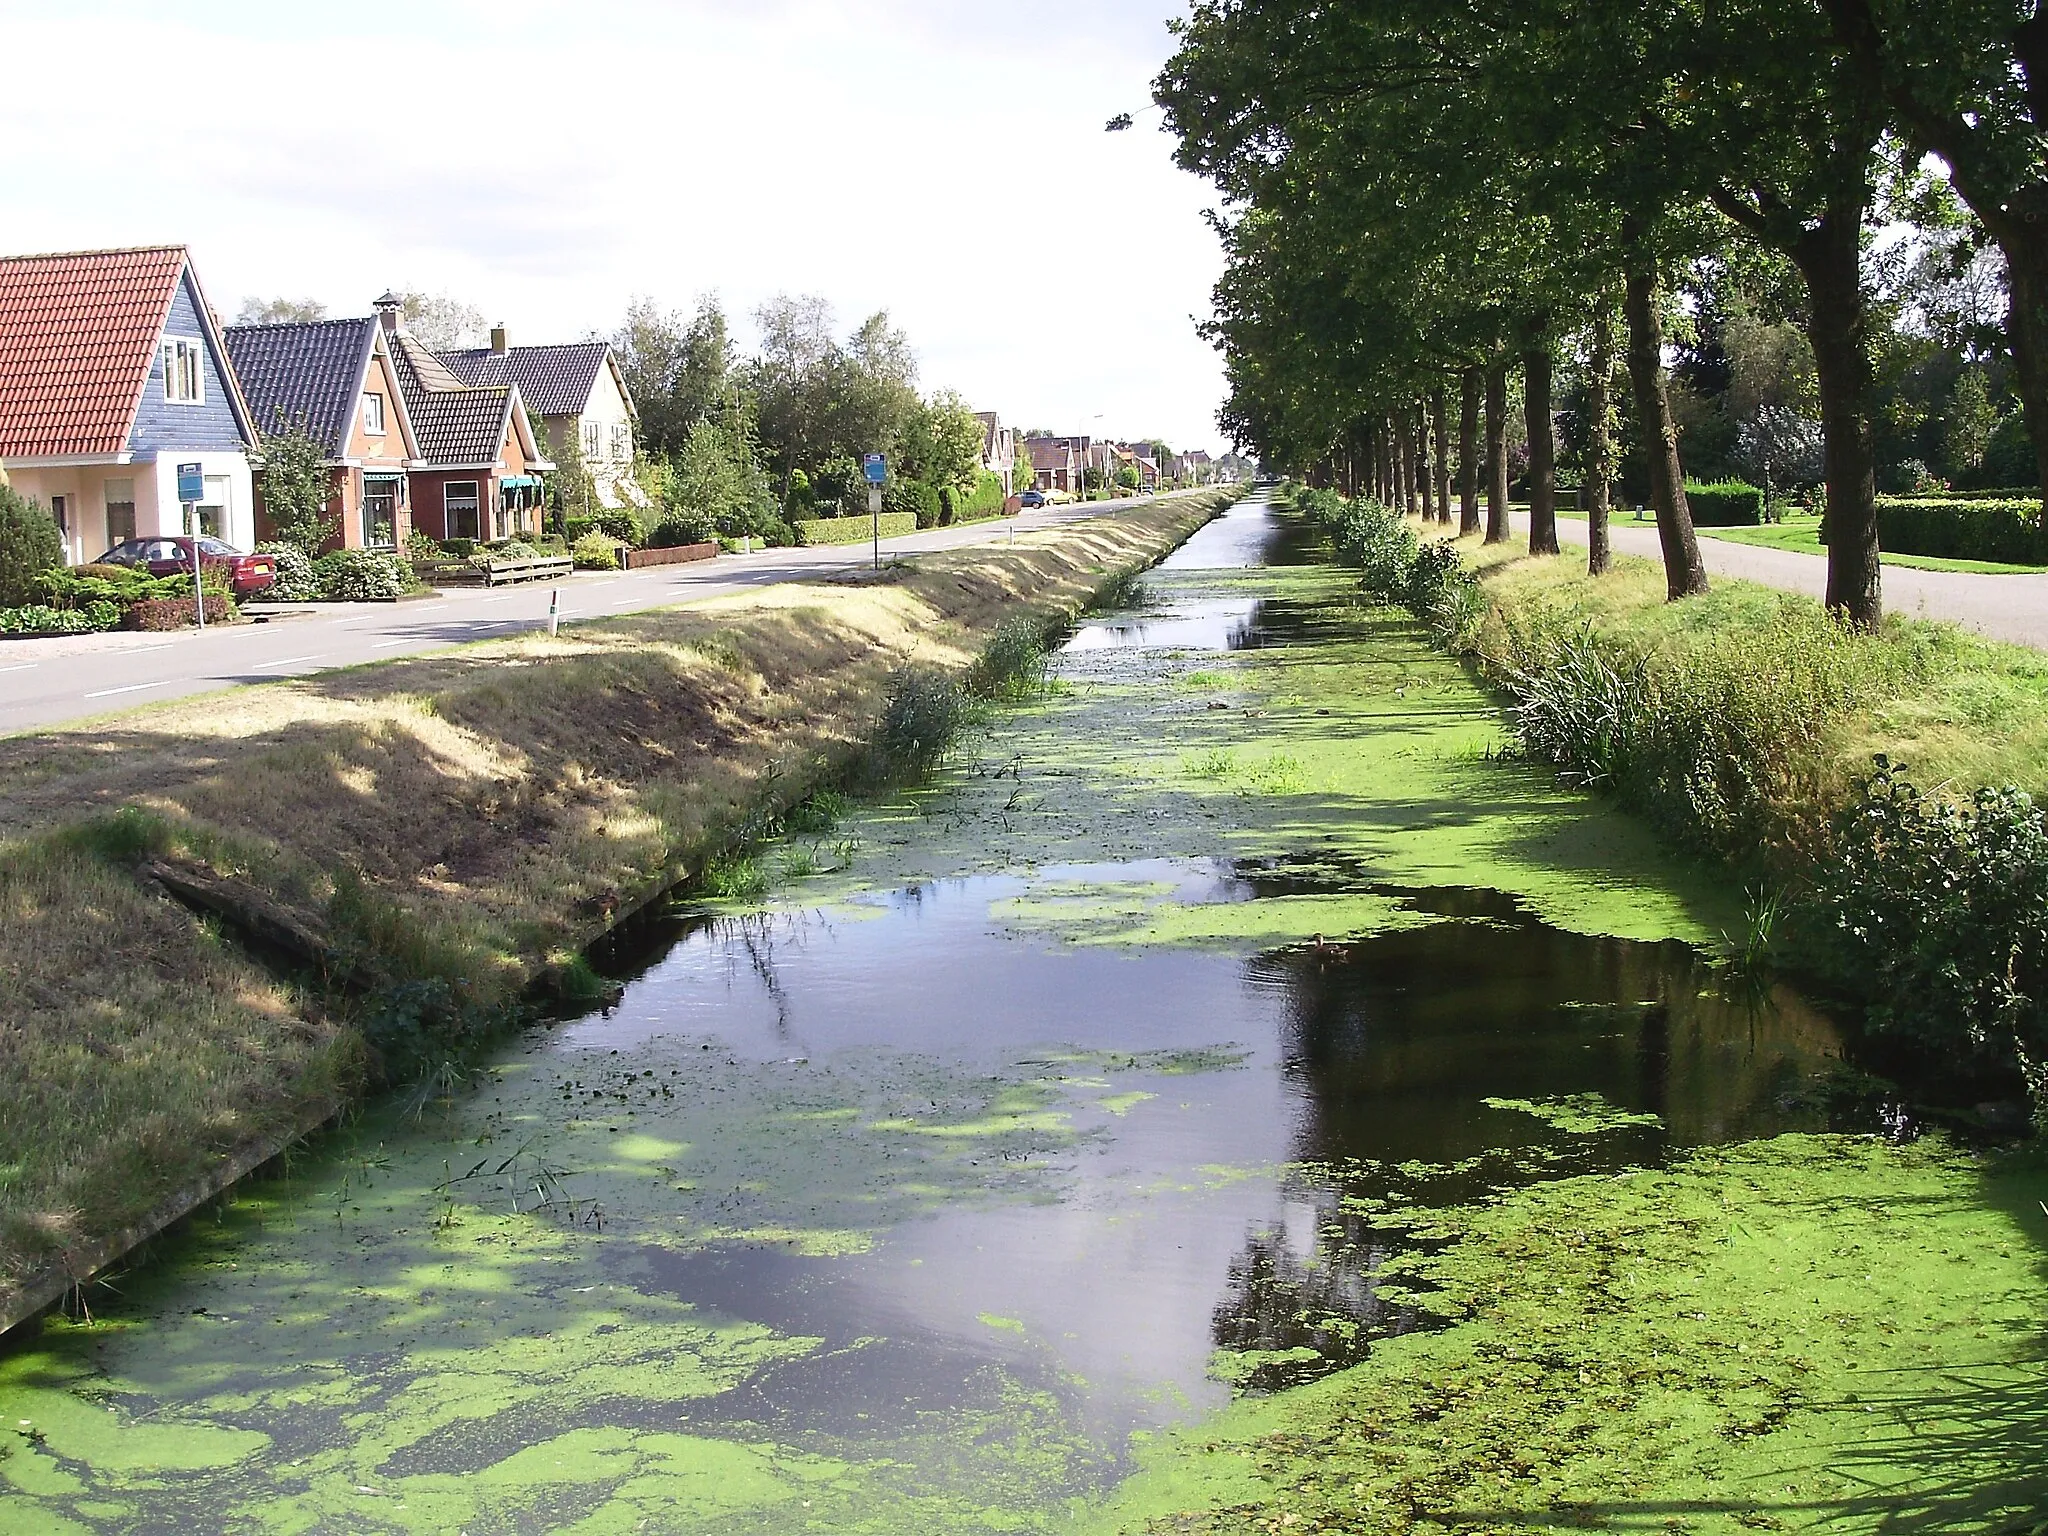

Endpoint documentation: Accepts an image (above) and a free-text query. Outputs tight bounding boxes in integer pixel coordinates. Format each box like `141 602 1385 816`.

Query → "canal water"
0 495 1839 1534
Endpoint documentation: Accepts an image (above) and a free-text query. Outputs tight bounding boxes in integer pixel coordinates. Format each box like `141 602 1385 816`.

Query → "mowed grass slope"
0 495 1226 1313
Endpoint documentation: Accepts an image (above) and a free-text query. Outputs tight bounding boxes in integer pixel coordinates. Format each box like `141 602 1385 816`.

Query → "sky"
0 0 1232 453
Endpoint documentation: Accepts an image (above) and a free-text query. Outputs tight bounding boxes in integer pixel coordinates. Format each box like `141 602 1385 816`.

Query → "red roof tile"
0 246 187 459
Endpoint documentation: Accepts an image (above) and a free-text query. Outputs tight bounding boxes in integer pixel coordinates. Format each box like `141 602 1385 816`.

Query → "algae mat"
2 496 2038 1534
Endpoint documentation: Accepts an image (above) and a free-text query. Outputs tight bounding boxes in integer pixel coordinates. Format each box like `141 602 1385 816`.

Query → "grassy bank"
0 493 1228 1322
1555 508 2048 575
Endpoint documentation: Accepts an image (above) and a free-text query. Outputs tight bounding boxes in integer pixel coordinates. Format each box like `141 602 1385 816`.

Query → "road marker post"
548 588 559 637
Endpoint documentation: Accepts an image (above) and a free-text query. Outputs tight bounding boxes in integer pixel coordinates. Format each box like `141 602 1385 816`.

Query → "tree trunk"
1622 252 1708 599
1432 383 1453 526
1395 410 1416 518
1484 360 1511 543
2005 246 2048 525
1377 415 1393 505
1459 365 1482 536
1522 343 1560 555
1793 214 1883 629
1412 404 1435 520
1585 305 1617 577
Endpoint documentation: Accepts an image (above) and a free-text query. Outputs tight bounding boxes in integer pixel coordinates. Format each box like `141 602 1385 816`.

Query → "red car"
95 537 277 597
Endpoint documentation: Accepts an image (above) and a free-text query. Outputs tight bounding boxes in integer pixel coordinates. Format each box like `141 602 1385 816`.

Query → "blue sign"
861 453 887 485
176 462 205 503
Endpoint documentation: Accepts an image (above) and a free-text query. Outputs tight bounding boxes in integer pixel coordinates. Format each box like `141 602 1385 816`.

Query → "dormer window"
363 391 386 435
162 337 205 404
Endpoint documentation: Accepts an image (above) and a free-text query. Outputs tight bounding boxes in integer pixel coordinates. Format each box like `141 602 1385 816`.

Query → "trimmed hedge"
796 512 917 546
1872 496 2048 566
126 594 235 630
1683 481 1765 526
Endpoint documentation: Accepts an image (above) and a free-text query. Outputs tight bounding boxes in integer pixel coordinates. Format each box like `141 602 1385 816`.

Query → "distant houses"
0 246 259 562
0 241 1231 563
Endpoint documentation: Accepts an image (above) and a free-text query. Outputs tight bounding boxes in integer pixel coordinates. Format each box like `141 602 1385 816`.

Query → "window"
363 475 400 548
162 338 205 404
362 392 386 435
611 423 631 461
50 495 68 536
193 475 229 538
104 479 136 545
582 421 602 459
444 480 481 542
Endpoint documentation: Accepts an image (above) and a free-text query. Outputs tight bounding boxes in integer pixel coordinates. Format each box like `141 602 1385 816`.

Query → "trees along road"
1536 511 2048 651
0 494 1198 736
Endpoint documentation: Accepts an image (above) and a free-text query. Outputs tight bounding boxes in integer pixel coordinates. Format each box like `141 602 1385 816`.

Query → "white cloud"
0 0 1229 451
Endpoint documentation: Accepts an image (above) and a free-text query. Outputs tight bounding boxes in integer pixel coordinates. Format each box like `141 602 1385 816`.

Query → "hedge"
126 594 235 630
1872 496 2048 566
796 512 917 546
1683 481 1765 526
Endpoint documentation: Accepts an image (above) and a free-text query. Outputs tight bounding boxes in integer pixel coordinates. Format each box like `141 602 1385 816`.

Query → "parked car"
95 536 278 596
1018 489 1047 508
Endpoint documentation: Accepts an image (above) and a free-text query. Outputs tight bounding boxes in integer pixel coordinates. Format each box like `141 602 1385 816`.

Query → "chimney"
373 290 404 334
490 324 509 356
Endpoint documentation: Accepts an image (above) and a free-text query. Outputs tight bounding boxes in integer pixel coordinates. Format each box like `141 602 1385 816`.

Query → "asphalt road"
1542 511 2048 651
0 494 1197 736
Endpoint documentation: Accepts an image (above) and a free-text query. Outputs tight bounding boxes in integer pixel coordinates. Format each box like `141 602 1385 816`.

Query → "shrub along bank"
0 492 1231 1330
1293 486 2048 1124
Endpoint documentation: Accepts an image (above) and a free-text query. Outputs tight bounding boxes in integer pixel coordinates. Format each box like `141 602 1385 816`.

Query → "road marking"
370 638 415 649
84 681 176 698
0 663 37 674
130 642 175 654
250 654 323 670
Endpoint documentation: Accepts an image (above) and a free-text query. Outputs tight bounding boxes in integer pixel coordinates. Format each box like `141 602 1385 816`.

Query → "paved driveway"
0 495 1202 736
1541 512 2048 652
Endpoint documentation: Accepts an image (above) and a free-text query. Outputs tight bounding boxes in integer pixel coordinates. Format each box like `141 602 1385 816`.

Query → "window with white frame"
162 338 205 404
582 420 602 459
611 422 631 461
105 479 136 545
363 391 386 435
444 480 481 542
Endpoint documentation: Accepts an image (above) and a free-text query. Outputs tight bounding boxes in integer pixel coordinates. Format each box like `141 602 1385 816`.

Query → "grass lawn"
1554 507 2048 574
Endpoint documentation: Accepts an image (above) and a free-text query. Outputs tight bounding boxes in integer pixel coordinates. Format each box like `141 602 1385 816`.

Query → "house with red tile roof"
438 328 643 510
226 315 425 551
0 246 257 564
975 411 1016 496
373 295 553 543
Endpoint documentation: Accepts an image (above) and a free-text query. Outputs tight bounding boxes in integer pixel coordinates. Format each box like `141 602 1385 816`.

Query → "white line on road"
249 654 323 670
0 663 37 674
84 681 176 698
370 638 415 649
130 643 175 654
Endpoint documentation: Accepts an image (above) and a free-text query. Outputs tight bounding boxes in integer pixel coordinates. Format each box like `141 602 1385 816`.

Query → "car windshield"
198 539 239 556
97 542 146 562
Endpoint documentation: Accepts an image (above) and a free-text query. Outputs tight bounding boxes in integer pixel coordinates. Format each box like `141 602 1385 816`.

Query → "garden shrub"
562 515 598 543
885 481 942 530
0 601 120 635
647 513 714 549
1792 757 2048 1123
593 509 644 545
572 531 621 570
403 528 442 562
959 470 1008 521
1682 481 1765 526
1869 496 2048 565
0 485 62 607
125 593 235 630
256 542 320 601
312 549 407 601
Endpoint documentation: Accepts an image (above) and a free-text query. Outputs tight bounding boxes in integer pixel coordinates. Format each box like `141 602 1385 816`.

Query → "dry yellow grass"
0 497 1224 1313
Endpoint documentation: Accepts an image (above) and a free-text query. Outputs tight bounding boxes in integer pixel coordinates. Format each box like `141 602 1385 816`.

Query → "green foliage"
869 668 976 779
1114 464 1142 491
973 615 1058 700
613 295 735 459
895 389 986 498
403 528 441 561
1871 496 2048 565
1794 758 2048 1122
958 470 1008 521
257 419 338 555
37 565 182 608
0 484 63 607
1682 481 1766 526
668 401 778 539
256 543 320 601
0 601 119 635
884 480 942 529
571 532 621 570
312 549 407 601
647 512 715 549
439 538 477 559
795 512 916 546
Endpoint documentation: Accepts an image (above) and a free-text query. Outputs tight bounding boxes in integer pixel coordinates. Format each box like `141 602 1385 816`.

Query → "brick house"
226 316 424 551
438 329 644 509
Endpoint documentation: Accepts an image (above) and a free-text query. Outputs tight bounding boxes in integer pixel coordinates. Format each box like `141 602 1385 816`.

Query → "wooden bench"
482 555 575 587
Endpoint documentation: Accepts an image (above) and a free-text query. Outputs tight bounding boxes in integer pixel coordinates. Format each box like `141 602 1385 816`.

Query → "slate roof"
0 245 189 458
225 317 377 455
437 342 610 419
